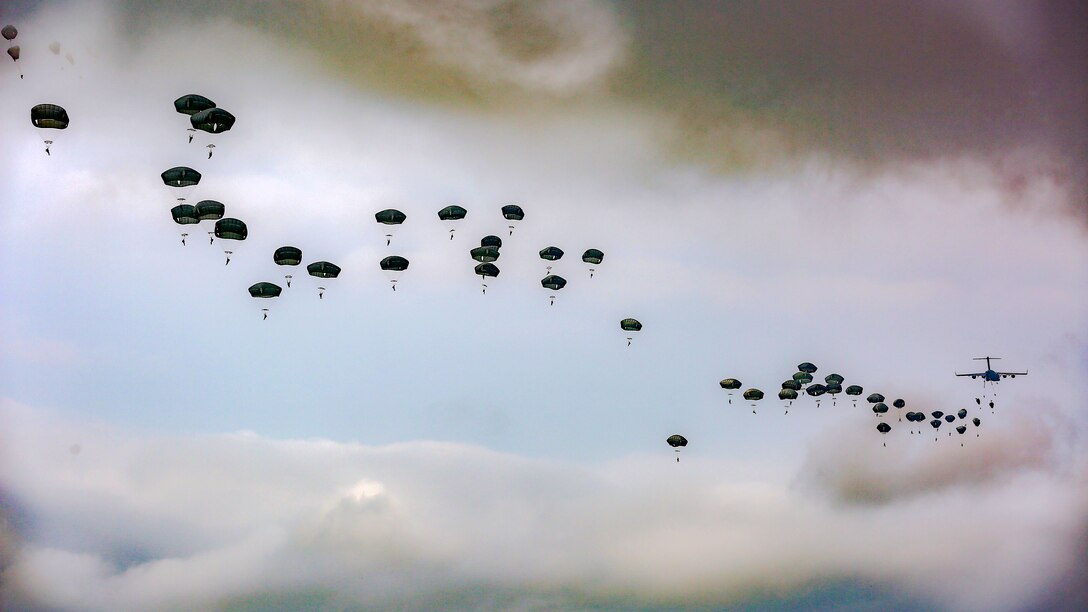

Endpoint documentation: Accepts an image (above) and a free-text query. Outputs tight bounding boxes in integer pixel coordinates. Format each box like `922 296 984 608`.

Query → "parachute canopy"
501 204 524 221
2 25 16 40
170 204 200 225
582 249 604 265
944 414 956 423
307 261 341 278
375 209 406 225
931 419 942 429
779 388 798 400
380 256 409 272
825 383 843 395
194 200 224 220
956 425 967 435
7 46 18 62
214 218 247 240
781 379 801 391
893 398 906 409
541 274 566 291
931 411 944 419
620 318 642 332
719 378 742 390
666 434 687 448
743 388 764 401
797 362 817 374
474 263 499 278
248 282 282 298
470 246 500 263
30 104 69 129
161 166 201 187
866 393 885 404
174 94 215 115
972 417 981 427
957 408 968 419
438 205 467 221
873 403 889 414
274 247 302 266
824 373 844 385
806 384 827 396
845 385 864 396
793 372 814 384
539 246 564 261
480 235 502 249
190 107 235 134
877 422 891 434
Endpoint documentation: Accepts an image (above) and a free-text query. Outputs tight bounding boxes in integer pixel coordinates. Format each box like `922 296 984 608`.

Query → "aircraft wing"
997 371 1028 376
955 372 986 377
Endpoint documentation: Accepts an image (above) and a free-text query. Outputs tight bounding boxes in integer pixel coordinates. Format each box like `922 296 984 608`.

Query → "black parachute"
275 246 302 266
248 282 282 298
541 274 566 305
470 246 500 263
666 434 687 462
893 398 906 408
438 205 467 239
781 379 801 391
944 414 956 423
582 249 604 278
480 235 502 249
307 261 341 278
539 247 564 272
194 200 224 220
620 318 642 347
474 262 499 293
824 373 844 385
31 104 69 154
797 362 817 374
872 402 889 414
793 372 814 385
502 204 524 235
806 384 827 396
720 378 741 404
171 204 200 225
931 411 944 419
877 422 891 445
957 408 968 420
2 25 16 40
845 385 864 396
174 94 216 115
376 209 406 245
161 166 201 188
214 218 247 240
779 389 798 401
190 107 235 134
380 256 409 290
867 393 885 404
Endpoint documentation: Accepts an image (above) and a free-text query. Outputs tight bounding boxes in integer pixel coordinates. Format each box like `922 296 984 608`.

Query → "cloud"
2 400 1087 611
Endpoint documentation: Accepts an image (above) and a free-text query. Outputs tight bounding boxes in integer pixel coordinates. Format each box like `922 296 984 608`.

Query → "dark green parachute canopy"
797 362 817 374
539 246 564 261
620 318 642 332
806 384 827 397
873 402 889 414
666 434 687 448
274 246 302 266
190 107 235 133
944 414 956 423
867 393 885 404
781 379 801 391
480 235 502 249
877 422 891 434
7 46 18 62
893 398 906 409
719 378 742 390
375 209 406 225
2 25 16 40
194 200 225 220
161 166 201 187
931 411 944 419
743 388 764 401
214 218 247 240
930 419 942 429
779 388 798 400
956 425 967 435
248 282 282 298
973 417 981 427
905 411 920 422
957 408 968 419
174 94 215 115
541 274 566 291
824 373 844 385
170 204 200 225
474 263 499 278
438 205 467 221
380 256 409 272
470 246 500 263
845 385 864 396
582 249 604 265
825 383 843 395
502 204 524 221
793 372 814 385
307 261 341 278
31 104 70 129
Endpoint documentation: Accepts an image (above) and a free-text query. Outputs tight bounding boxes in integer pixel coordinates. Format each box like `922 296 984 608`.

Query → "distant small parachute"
824 373 844 385
2 25 16 40
274 246 302 287
190 107 235 134
781 379 801 391
957 408 968 420
944 414 955 423
249 282 282 319
793 372 814 385
539 246 564 275
779 388 798 413
375 209 406 246
893 398 906 408
474 262 499 293
214 218 247 265
797 362 817 374
480 235 502 249
161 166 201 188
666 434 687 462
806 384 827 408
866 393 885 404
872 402 889 415
307 261 341 299
877 422 891 446
620 318 642 347
174 94 215 115
470 246 500 263
380 255 409 290
972 416 981 436
825 383 842 405
438 205 467 240
4 26 20 79
194 200 224 220
743 388 764 414
540 274 566 305
171 204 199 245
30 104 69 155
931 411 944 419
501 204 524 235
845 385 864 404
720 378 741 404
582 249 604 278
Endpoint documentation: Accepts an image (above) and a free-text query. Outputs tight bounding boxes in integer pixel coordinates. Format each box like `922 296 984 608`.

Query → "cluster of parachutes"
174 94 236 157
4 24 20 79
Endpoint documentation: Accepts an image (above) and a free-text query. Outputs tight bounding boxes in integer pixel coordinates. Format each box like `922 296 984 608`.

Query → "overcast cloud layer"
1 1 1086 610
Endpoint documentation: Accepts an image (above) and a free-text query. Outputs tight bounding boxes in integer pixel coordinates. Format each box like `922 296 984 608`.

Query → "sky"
0 1 1086 610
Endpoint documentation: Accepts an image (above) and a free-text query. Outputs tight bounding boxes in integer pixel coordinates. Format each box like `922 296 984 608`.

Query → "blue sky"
1 1 1086 610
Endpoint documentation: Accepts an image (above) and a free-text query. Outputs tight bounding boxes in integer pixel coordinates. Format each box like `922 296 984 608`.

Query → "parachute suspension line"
223 250 232 265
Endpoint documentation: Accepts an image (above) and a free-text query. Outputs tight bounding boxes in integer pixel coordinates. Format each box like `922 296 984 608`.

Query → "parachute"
190 107 235 134
957 408 968 420
666 434 687 462
620 318 642 347
779 388 798 413
501 204 524 235
845 385 864 405
944 414 956 423
375 209 407 246
825 383 842 405
481 235 502 249
872 402 889 415
743 388 764 414
582 249 604 278
540 274 566 305
2 25 16 40
30 104 69 154
194 200 224 220
274 246 302 287
171 204 199 245
474 262 499 293
214 218 247 264
174 94 216 115
781 379 801 391
973 416 981 436
161 166 201 188
877 422 891 446
380 255 409 291
470 246 500 263
438 205 467 239
793 371 814 385
893 398 906 408
824 373 844 385
797 362 817 374
249 282 282 319
307 261 341 299
866 393 885 404
720 378 741 404
539 246 564 275
4 26 20 79
806 383 827 408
